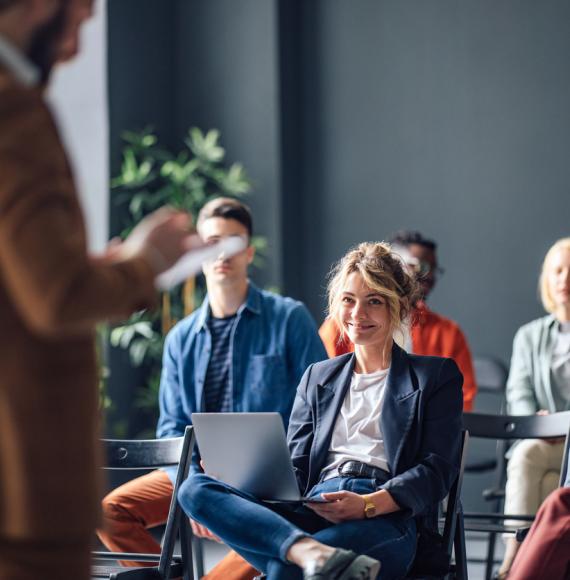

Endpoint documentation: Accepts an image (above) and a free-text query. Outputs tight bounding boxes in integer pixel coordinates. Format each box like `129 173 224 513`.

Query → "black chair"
465 357 508 473
92 426 196 580
561 422 570 485
473 357 508 401
408 431 469 580
461 357 508 579
461 411 570 580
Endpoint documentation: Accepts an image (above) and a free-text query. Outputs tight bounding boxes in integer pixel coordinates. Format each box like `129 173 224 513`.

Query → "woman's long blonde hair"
326 242 421 354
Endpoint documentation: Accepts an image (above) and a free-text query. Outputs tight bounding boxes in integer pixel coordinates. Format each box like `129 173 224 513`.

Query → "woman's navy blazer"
287 342 464 518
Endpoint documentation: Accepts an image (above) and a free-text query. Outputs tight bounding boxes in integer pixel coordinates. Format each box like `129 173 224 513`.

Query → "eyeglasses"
408 259 445 277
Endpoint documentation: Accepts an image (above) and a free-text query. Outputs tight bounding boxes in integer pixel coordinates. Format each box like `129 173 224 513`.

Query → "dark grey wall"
107 0 284 434
175 0 282 289
107 0 177 435
107 0 177 235
294 0 570 364
287 2 570 511
108 2 570 437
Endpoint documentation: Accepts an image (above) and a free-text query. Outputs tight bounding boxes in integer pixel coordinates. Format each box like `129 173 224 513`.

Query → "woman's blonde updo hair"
326 242 421 348
539 237 570 313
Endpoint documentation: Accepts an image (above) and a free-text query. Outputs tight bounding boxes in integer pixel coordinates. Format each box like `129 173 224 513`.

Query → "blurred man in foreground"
0 1 194 578
320 230 477 410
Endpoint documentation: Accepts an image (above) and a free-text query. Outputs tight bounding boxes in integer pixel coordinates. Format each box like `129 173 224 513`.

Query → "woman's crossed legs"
178 473 416 580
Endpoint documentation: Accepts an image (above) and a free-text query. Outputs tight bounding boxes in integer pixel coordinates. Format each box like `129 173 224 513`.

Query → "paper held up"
155 235 248 290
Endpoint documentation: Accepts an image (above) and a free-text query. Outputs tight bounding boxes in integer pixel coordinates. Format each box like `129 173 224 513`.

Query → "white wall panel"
48 0 108 252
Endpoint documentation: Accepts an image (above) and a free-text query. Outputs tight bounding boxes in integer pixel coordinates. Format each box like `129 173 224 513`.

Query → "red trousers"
509 487 570 580
97 470 174 567
97 469 259 579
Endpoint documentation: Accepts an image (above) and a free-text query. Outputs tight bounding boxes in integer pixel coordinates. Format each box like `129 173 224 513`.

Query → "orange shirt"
318 301 477 411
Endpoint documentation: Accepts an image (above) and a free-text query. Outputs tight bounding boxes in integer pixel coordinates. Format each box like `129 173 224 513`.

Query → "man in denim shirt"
97 197 326 570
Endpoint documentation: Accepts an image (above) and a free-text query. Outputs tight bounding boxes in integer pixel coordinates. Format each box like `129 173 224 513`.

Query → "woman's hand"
536 410 565 444
306 489 400 523
305 491 367 523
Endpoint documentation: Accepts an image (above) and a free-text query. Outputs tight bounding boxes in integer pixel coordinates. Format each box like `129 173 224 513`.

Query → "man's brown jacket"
0 66 156 539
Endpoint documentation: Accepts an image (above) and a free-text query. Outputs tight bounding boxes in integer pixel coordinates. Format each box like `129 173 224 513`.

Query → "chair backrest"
460 413 570 580
559 422 570 486
462 411 570 441
463 410 570 497
103 435 187 470
408 431 469 579
473 357 508 394
441 430 469 558
99 426 195 579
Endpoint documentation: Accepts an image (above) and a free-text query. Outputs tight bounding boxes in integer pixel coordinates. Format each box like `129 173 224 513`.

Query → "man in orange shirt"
320 230 477 411
204 231 477 580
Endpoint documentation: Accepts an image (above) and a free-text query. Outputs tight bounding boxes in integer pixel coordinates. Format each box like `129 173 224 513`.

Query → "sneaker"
303 548 381 580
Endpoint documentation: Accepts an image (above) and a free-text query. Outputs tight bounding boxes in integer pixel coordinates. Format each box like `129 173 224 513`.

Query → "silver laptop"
191 412 324 503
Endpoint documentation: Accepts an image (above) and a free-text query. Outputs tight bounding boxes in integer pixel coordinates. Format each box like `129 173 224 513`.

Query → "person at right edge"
507 472 570 580
495 237 570 579
0 2 195 579
319 230 477 412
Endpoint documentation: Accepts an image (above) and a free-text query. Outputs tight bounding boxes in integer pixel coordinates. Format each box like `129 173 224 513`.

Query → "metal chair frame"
92 426 196 580
461 411 570 580
408 431 469 580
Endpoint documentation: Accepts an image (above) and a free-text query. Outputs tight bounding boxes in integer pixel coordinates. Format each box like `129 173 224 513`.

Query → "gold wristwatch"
362 494 376 518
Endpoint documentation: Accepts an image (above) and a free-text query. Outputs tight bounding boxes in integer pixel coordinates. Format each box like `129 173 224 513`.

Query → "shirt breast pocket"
248 354 287 392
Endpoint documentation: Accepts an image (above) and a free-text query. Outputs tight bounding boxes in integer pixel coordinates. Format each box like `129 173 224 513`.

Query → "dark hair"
196 197 253 237
388 230 437 252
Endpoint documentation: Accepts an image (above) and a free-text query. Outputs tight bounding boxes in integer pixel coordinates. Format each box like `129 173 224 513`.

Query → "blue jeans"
178 474 417 580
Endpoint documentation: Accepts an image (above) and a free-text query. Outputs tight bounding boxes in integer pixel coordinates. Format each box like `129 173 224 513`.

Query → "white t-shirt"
322 367 390 480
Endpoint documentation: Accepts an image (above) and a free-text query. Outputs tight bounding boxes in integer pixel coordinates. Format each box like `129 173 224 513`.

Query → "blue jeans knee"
177 472 213 521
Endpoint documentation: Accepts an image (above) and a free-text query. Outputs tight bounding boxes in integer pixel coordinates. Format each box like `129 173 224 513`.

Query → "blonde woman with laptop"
178 242 464 580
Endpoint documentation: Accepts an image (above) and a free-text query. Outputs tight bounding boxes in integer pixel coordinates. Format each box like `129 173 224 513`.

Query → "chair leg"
110 568 163 579
485 531 497 580
192 537 204 580
180 517 195 580
453 513 468 580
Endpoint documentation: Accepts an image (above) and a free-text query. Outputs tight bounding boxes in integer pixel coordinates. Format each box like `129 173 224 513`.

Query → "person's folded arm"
286 304 327 384
157 327 201 472
506 326 539 415
0 95 156 337
157 327 190 439
287 364 316 491
449 325 477 412
380 358 464 517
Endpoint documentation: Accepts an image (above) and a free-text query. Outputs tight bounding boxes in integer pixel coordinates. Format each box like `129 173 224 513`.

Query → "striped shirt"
204 313 237 412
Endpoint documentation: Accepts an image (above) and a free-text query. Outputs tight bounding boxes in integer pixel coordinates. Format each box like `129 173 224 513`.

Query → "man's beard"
27 3 67 85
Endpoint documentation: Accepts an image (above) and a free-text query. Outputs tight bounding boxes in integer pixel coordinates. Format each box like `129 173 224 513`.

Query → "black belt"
337 460 390 480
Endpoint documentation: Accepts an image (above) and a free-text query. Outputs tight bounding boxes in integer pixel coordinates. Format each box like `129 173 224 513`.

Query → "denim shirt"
157 282 327 474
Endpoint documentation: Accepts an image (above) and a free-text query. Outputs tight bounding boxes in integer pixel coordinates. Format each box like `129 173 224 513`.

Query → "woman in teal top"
498 237 570 579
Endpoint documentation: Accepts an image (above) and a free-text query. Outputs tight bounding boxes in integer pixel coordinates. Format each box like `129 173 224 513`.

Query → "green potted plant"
106 127 265 436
